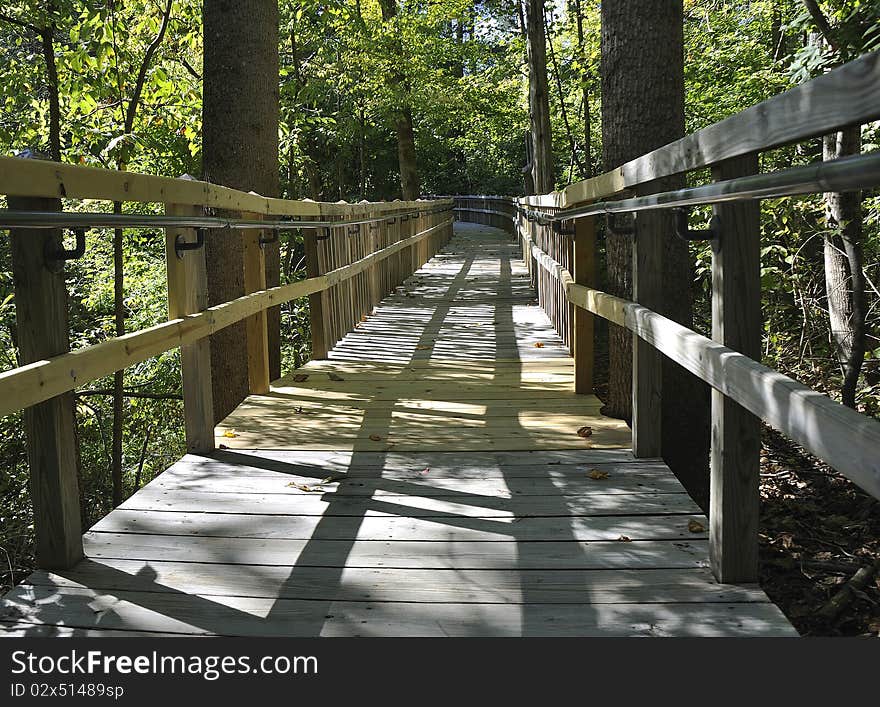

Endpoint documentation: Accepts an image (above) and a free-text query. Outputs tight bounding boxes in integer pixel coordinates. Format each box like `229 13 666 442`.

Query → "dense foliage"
0 1 877 619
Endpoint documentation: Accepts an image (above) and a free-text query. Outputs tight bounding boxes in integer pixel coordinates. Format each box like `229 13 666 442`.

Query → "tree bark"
378 0 420 200
203 0 280 422
525 0 553 193
823 126 866 408
601 0 710 506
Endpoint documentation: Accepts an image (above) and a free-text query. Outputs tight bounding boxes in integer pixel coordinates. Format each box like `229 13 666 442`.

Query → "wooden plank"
0 153 451 217
117 487 701 517
25 563 769 604
91 509 706 541
1 584 794 636
243 214 270 394
81 532 711 570
165 202 214 454
8 191 83 569
709 154 762 583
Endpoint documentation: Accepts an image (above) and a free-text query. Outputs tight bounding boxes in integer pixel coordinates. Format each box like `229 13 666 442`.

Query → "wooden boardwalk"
0 222 796 636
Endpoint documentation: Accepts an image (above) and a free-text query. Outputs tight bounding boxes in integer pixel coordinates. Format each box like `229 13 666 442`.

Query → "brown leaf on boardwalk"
222 430 238 438
292 374 309 382
576 426 593 438
618 535 632 542
534 342 545 348
328 372 344 381
288 482 319 492
321 476 344 484
369 434 382 441
688 520 706 534
587 469 609 480
416 345 431 350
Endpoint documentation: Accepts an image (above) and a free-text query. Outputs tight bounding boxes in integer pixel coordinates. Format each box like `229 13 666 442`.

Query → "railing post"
9 191 83 569
710 153 762 583
243 213 270 394
166 202 215 454
573 215 595 394
631 194 663 457
304 228 329 359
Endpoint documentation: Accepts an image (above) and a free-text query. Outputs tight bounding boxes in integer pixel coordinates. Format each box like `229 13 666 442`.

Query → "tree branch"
124 0 174 135
801 0 839 52
0 12 40 33
179 56 201 81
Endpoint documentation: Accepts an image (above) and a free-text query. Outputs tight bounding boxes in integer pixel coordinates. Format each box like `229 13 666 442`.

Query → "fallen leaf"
534 342 545 348
416 345 431 350
292 374 309 382
222 430 238 438
618 535 632 542
328 372 344 381
322 475 344 484
576 426 593 438
369 434 382 441
587 469 609 480
688 520 706 533
288 482 320 492
218 443 228 450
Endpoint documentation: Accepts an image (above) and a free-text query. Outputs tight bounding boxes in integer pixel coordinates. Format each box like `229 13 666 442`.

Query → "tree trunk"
525 0 553 193
203 0 279 422
823 126 866 408
378 0 420 200
601 0 710 506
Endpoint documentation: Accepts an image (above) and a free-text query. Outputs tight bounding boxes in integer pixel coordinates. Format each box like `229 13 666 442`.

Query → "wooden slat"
243 214 270 394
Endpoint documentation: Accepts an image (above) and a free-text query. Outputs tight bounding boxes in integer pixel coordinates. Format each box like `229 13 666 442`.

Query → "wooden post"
304 228 328 359
166 202 214 454
710 153 762 583
573 215 595 394
9 193 83 569
631 198 663 457
243 213 270 393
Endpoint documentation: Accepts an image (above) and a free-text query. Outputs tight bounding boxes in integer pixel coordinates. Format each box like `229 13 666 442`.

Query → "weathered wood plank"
24 563 769 604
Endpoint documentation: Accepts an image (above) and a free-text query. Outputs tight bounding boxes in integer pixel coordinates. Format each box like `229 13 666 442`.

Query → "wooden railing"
453 50 880 584
0 157 452 569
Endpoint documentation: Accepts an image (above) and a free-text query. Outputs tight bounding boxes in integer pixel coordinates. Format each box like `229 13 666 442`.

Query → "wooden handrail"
0 216 452 417
520 230 880 502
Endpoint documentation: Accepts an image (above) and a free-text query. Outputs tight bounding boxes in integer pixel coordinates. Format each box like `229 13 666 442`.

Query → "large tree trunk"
203 0 279 422
378 0 420 200
600 0 710 506
525 0 553 193
823 126 866 408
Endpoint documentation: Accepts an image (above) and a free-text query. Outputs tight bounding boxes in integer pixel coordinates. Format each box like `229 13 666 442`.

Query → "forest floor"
592 325 880 637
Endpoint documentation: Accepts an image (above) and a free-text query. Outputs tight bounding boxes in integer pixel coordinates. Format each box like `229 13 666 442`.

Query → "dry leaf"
618 535 632 542
688 520 706 533
576 426 593 438
587 469 609 480
534 342 545 348
288 482 319 493
416 345 431 350
292 374 309 382
222 430 238 438
328 372 344 381
369 434 382 441
322 475 344 484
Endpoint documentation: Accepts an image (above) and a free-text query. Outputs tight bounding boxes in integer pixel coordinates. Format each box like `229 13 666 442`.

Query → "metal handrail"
518 151 880 225
0 204 453 232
